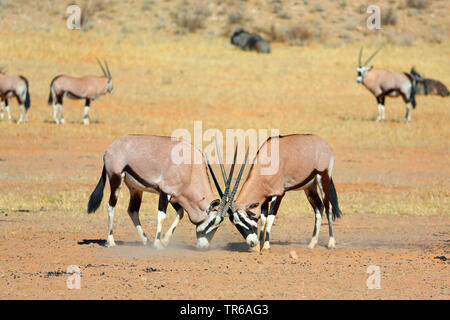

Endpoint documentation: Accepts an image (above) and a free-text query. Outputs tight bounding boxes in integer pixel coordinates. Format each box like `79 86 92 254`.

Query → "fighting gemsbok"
0 66 31 124
87 134 248 250
48 58 113 125
357 47 417 122
207 134 342 251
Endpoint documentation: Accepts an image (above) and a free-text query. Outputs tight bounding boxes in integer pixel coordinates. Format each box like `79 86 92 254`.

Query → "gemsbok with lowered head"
0 65 31 124
207 134 342 251
357 47 417 122
48 58 113 125
87 134 247 250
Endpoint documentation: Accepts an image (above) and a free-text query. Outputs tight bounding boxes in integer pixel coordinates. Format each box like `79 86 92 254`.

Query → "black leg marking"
259 200 269 242
108 174 122 207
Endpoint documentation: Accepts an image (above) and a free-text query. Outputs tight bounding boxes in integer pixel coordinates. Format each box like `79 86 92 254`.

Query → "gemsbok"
207 134 342 251
48 58 113 125
357 47 417 122
0 66 31 124
87 134 247 250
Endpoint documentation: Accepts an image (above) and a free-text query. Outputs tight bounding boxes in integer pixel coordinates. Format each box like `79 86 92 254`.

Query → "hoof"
153 240 165 250
106 241 116 248
196 237 210 250
308 239 317 249
327 238 336 249
262 241 270 250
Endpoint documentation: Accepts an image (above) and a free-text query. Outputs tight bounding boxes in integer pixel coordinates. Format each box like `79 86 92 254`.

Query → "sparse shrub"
286 24 311 46
171 2 211 33
266 24 286 42
142 0 154 11
278 11 291 20
406 0 430 9
311 3 324 13
228 10 243 25
381 7 397 26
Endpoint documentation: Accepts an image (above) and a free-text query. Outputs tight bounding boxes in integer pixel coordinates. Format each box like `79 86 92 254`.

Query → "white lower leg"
136 225 148 245
308 210 322 249
107 204 116 247
0 101 4 119
259 213 267 240
162 209 183 246
262 214 275 250
129 211 148 245
58 104 64 124
376 104 384 121
83 106 90 125
327 213 336 249
5 105 11 121
17 104 24 124
53 104 59 124
405 103 412 122
154 210 166 249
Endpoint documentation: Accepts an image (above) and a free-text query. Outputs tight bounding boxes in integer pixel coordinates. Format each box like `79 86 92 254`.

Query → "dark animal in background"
410 67 449 97
230 29 270 54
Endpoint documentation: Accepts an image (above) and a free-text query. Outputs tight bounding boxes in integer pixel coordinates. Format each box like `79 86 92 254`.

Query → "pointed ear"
206 199 220 214
368 66 373 71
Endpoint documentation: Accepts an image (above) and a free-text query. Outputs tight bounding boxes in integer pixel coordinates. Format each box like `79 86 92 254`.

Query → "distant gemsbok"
87 134 247 250
357 47 417 122
0 66 31 124
48 59 113 125
207 134 342 251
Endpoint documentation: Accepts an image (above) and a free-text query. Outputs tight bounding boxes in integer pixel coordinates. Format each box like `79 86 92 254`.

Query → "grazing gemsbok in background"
208 134 342 251
410 67 449 97
48 58 113 125
357 47 417 122
87 134 247 250
0 66 31 124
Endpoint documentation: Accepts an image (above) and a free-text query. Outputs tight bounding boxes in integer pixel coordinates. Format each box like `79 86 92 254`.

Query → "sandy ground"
0 211 448 299
0 134 448 299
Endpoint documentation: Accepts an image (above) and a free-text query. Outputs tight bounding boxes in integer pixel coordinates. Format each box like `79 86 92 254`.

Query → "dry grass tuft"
406 0 430 10
171 1 211 34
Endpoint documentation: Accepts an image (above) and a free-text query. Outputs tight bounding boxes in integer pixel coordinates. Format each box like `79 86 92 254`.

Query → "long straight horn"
215 133 227 185
104 59 112 79
358 47 363 66
364 46 382 66
222 146 249 217
205 154 223 198
96 58 108 78
217 143 239 218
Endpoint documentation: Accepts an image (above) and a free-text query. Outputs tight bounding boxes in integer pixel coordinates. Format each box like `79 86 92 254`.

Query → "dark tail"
87 165 107 214
411 79 417 109
329 178 342 220
405 73 417 109
19 76 30 110
48 75 62 106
